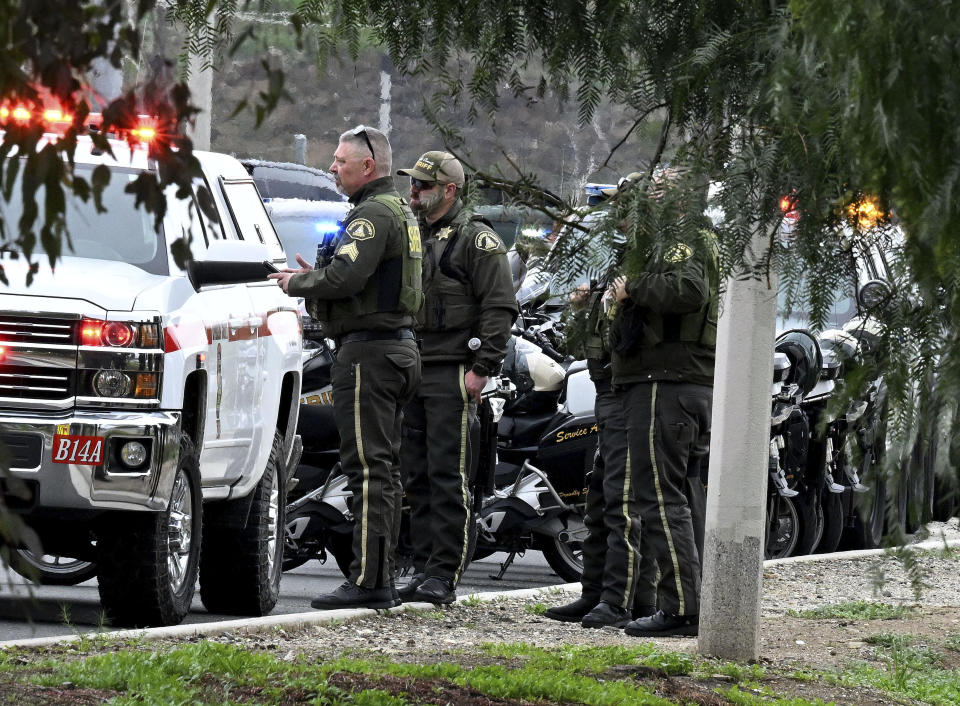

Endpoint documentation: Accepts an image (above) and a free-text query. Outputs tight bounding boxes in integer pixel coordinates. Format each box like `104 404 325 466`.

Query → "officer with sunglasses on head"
270 125 423 611
394 151 518 605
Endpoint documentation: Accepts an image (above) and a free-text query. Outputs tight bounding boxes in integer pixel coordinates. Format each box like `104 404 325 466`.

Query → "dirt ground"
3 604 958 705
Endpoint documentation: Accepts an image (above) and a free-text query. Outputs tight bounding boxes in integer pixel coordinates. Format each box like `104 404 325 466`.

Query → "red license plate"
52 435 105 465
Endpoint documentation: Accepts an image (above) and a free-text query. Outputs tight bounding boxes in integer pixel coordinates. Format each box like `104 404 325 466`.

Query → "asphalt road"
0 552 567 643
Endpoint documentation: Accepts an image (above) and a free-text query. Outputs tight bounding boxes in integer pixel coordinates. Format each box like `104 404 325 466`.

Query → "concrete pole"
186 56 213 151
294 134 308 164
698 229 778 661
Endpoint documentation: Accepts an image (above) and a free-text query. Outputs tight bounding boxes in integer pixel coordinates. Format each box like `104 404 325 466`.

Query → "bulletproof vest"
583 289 610 361
422 212 488 332
645 230 720 349
359 194 423 316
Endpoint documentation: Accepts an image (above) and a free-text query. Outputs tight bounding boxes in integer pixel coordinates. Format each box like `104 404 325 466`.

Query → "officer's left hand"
464 370 488 403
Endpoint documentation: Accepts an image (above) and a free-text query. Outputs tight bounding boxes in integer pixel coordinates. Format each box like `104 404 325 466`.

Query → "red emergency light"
0 97 160 148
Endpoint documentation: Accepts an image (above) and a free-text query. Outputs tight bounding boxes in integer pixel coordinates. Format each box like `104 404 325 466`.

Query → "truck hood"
0 257 168 312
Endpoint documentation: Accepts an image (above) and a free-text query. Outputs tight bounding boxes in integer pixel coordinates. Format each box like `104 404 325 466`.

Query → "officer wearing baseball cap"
396 150 518 605
396 150 467 189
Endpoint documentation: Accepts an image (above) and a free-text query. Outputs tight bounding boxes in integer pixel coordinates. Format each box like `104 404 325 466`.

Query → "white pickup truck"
0 131 302 627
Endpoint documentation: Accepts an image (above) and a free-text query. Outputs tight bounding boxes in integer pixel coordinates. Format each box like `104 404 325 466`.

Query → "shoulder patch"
337 241 359 262
346 218 376 240
475 230 503 252
664 243 693 263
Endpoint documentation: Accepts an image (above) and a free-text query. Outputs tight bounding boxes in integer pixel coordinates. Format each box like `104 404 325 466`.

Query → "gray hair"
339 125 392 177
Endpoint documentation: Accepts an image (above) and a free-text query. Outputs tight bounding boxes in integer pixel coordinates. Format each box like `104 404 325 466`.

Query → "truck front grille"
0 314 77 345
0 364 74 400
0 313 78 405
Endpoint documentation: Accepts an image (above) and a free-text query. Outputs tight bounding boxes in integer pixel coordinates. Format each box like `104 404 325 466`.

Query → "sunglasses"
351 125 375 161
411 178 438 191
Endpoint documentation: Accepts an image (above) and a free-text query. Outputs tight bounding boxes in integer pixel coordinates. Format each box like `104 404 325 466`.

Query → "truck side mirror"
186 240 281 291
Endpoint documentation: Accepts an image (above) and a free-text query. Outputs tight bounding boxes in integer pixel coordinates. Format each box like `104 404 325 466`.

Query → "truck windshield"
0 165 168 275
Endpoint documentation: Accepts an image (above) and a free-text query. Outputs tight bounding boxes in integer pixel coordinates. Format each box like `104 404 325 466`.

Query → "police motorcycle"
282 246 597 581
281 316 597 581
765 329 826 559
471 314 596 582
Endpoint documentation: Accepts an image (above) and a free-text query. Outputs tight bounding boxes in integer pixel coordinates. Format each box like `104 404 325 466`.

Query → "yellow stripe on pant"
354 363 372 585
454 363 471 583
648 382 686 614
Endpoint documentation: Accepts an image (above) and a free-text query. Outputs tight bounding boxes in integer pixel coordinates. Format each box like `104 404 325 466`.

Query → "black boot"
581 600 632 629
397 573 426 601
632 603 657 619
624 610 699 637
310 581 398 610
413 576 456 605
544 595 599 623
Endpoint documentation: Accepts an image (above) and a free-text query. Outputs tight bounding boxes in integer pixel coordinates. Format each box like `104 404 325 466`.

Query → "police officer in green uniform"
610 217 718 638
394 151 518 605
544 281 658 628
270 125 422 610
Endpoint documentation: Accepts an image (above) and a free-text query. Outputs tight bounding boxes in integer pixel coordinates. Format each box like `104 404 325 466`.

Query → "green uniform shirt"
611 232 718 387
417 199 518 373
288 177 417 337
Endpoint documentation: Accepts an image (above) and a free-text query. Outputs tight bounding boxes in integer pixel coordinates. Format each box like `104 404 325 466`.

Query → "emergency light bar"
0 99 159 147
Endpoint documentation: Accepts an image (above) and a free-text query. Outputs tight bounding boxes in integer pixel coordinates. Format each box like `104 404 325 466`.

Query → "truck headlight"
94 370 132 397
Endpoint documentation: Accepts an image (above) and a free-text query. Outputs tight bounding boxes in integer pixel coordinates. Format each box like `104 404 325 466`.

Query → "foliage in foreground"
3 634 960 705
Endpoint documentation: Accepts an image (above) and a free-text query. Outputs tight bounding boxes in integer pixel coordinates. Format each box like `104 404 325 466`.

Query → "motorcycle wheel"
9 551 98 586
540 512 584 582
815 488 845 554
765 494 800 560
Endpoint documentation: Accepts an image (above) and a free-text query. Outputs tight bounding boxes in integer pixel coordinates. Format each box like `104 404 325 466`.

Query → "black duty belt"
336 328 415 346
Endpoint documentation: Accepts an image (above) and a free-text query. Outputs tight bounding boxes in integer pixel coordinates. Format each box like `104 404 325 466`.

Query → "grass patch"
6 632 960 706
839 648 959 703
946 633 960 653
788 600 914 620
700 660 767 682
718 684 833 705
460 593 484 607
524 602 548 615
320 649 676 705
864 632 915 648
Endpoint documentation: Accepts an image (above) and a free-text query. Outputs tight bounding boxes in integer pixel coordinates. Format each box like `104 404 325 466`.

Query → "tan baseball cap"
397 151 465 187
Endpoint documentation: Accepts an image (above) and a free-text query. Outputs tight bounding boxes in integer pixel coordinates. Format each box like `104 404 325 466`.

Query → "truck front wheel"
199 430 286 615
97 436 202 627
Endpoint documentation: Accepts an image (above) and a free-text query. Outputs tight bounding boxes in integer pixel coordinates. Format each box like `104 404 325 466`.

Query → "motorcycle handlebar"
521 330 567 364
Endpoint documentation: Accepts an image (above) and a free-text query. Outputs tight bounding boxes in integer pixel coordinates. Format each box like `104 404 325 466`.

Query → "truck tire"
97 436 202 627
200 430 286 616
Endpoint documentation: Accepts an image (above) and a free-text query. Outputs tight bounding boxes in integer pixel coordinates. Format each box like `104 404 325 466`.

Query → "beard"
412 187 444 214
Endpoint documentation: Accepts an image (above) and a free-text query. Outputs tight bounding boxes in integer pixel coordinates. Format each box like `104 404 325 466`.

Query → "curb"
3 537 957 650
763 536 960 566
0 585 576 650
